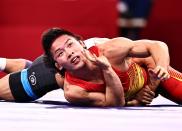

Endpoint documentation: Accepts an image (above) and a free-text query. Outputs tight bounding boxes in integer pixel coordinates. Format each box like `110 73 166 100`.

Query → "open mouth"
71 56 80 64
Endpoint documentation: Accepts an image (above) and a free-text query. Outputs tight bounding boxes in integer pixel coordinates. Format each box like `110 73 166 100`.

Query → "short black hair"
42 27 81 61
41 27 81 76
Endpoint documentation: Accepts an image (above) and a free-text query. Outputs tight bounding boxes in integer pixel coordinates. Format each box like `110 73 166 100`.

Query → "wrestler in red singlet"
65 46 148 101
66 46 182 104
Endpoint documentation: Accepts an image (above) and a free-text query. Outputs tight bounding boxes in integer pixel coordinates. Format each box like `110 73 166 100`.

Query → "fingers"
148 69 158 79
141 99 152 105
136 85 155 105
150 66 170 81
126 99 139 106
144 85 155 97
141 91 155 101
83 49 96 62
140 92 153 105
157 68 170 80
82 49 111 69
162 73 170 80
143 91 155 98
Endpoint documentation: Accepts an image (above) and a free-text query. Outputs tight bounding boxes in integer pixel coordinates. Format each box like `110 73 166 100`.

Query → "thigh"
9 71 33 102
0 74 15 101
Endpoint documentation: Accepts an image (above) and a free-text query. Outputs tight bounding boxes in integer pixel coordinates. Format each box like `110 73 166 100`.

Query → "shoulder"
97 37 133 49
84 37 111 49
96 37 134 56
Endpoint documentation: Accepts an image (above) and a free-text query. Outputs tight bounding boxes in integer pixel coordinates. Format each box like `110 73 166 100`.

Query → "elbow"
147 40 168 50
120 99 126 106
118 98 125 107
107 102 125 107
104 99 125 107
156 41 170 61
155 41 169 50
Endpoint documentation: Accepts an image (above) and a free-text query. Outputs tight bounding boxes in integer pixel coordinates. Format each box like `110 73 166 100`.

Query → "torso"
65 46 148 100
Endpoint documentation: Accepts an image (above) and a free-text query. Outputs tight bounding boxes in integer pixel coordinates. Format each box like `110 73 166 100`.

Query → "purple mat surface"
0 89 181 131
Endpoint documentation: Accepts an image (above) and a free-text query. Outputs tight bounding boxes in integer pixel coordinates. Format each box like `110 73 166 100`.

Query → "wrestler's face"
50 35 85 71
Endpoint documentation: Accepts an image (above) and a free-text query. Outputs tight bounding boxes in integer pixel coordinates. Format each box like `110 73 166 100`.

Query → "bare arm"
64 67 125 107
64 52 125 107
130 39 170 71
98 37 170 80
90 37 170 71
101 66 125 106
64 85 114 107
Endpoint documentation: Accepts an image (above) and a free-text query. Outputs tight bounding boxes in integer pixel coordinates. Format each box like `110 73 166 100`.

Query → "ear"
55 62 63 70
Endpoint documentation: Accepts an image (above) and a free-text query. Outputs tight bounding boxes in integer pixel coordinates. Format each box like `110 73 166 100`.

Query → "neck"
68 60 98 80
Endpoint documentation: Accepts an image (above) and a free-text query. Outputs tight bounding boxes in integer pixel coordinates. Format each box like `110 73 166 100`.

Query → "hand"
148 68 161 91
126 99 140 106
83 49 111 69
148 65 170 81
135 85 155 105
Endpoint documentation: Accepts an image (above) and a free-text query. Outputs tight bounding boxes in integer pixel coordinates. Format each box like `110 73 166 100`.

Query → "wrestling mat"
0 89 181 131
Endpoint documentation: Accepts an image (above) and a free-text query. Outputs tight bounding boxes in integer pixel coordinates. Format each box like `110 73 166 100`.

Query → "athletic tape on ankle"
0 58 6 71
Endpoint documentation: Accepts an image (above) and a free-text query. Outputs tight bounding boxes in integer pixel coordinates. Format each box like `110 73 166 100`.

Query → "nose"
66 49 74 59
68 52 74 59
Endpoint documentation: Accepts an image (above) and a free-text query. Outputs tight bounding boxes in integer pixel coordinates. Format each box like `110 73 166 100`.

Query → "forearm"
102 67 125 106
149 41 170 69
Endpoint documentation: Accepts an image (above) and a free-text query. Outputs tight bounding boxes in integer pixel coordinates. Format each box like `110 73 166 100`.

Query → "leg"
158 66 182 104
0 58 32 73
133 57 182 104
0 70 35 102
0 55 63 102
0 74 15 101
